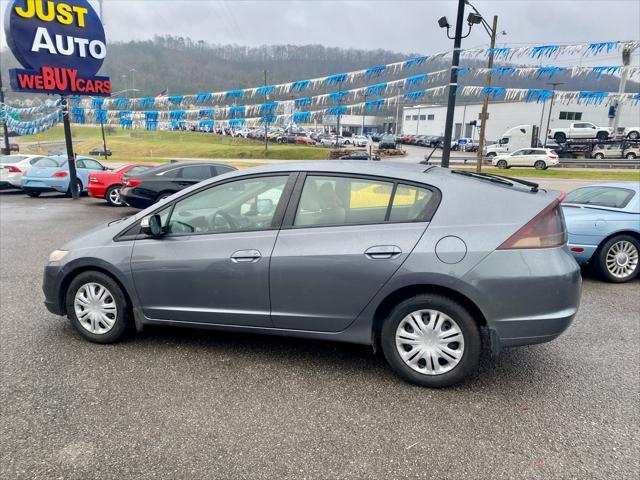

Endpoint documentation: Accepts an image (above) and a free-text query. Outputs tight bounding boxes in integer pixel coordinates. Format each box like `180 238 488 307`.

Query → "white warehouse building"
402 101 640 141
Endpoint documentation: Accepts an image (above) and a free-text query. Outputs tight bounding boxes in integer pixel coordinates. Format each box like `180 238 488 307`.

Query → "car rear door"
130 173 295 327
269 173 440 332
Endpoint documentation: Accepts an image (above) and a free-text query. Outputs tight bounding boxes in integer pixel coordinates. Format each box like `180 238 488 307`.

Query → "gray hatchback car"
43 162 581 387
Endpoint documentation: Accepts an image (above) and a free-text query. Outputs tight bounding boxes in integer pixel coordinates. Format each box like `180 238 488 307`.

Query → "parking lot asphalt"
1 191 639 480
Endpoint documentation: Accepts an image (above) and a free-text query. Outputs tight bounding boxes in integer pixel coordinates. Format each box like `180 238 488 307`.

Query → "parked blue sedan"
562 182 640 282
21 155 107 197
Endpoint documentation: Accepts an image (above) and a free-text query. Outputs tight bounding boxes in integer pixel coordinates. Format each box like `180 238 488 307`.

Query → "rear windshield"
564 186 635 208
0 155 27 164
33 158 64 168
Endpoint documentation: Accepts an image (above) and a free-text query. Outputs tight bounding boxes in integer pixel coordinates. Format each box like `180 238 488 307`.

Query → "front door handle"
364 245 402 260
231 249 262 263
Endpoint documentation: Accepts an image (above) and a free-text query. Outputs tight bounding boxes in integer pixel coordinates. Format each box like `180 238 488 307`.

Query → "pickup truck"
622 127 640 140
549 122 612 143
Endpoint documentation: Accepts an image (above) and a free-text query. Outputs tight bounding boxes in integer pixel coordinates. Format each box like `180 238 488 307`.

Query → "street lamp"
439 0 484 169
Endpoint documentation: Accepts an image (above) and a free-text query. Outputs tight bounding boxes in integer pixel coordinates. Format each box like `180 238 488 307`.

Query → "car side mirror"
141 214 164 238
256 198 274 215
103 166 109 170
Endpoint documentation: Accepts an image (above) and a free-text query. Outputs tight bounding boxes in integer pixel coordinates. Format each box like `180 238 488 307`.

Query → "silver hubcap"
395 309 465 375
74 283 118 334
108 187 122 205
606 241 638 279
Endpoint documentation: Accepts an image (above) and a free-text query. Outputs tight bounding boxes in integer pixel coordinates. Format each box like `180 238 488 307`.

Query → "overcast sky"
1 0 639 66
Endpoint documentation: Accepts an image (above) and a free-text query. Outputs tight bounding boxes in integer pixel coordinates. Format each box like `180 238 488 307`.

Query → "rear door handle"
231 249 262 263
364 245 402 260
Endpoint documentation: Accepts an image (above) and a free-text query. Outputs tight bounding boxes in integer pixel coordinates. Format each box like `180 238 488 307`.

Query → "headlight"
49 250 69 262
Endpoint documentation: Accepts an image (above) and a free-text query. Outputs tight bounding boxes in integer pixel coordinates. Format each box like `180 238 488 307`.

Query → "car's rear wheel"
105 185 123 206
554 133 567 143
496 159 508 169
156 191 174 203
596 131 609 141
628 131 639 140
625 152 637 159
66 179 83 197
381 294 481 388
24 189 41 197
534 160 546 170
65 271 130 343
486 152 497 158
596 235 639 283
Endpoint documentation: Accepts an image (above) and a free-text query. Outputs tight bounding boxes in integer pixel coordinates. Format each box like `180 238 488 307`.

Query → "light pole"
361 93 368 135
438 1 483 168
544 82 564 147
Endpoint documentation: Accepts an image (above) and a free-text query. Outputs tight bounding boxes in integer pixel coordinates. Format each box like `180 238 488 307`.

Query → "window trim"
281 171 442 230
563 186 635 209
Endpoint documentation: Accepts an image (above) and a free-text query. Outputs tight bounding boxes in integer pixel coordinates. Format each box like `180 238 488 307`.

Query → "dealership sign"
5 0 111 96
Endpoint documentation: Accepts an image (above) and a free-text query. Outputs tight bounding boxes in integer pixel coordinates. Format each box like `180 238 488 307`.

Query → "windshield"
564 186 635 209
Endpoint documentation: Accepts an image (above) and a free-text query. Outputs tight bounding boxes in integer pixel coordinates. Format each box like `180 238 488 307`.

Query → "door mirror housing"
256 198 274 215
141 214 164 237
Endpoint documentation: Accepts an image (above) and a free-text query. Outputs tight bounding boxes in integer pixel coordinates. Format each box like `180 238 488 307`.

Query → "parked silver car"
43 162 581 387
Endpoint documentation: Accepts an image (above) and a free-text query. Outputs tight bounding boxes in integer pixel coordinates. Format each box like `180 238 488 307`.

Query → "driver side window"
166 175 289 236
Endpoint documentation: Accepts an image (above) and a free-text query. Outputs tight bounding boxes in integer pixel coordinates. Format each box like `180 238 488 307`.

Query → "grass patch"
18 126 329 161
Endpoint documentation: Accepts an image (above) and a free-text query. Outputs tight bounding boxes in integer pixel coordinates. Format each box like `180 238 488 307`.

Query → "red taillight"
4 165 21 173
52 171 68 178
125 179 141 188
498 197 567 250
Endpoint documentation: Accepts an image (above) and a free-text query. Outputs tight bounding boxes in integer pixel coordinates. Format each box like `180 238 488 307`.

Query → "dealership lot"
1 191 638 479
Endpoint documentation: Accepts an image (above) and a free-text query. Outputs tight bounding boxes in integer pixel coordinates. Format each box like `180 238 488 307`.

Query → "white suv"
492 148 559 170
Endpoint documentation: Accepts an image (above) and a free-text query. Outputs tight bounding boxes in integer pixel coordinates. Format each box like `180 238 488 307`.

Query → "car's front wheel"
593 153 605 160
105 185 123 206
597 235 640 283
628 131 639 140
66 271 130 343
381 294 481 388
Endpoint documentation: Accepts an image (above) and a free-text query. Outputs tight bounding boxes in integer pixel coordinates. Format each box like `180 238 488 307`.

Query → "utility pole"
61 96 80 199
544 82 564 148
361 93 368 135
0 69 11 155
537 100 546 146
611 46 632 135
100 120 109 160
441 0 466 168
394 90 402 135
263 69 269 154
475 15 498 172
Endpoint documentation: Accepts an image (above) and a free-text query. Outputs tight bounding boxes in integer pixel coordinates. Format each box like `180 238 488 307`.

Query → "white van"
484 125 541 157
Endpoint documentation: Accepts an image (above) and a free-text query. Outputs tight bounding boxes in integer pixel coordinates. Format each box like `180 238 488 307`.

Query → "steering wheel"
211 210 237 231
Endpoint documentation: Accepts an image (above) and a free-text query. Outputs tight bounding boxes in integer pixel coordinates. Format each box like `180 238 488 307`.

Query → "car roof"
577 182 640 192
138 161 236 175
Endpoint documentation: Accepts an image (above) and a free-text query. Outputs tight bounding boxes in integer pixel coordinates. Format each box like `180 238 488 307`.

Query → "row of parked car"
0 154 237 208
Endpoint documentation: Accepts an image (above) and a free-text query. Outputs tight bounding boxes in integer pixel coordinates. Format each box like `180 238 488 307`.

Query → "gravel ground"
1 190 638 480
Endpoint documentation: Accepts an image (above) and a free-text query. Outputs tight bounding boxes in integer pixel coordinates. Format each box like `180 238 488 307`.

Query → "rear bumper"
0 173 23 188
567 242 598 265
87 184 107 199
464 247 582 350
120 188 155 209
22 178 68 193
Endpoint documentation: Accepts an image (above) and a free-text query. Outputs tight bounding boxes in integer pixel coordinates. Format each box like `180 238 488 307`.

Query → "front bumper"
43 264 65 315
464 247 582 349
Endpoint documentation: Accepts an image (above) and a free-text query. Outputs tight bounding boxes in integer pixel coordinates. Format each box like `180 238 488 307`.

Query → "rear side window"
180 165 212 180
564 187 635 209
33 158 60 168
214 165 236 175
293 176 438 227
128 165 152 176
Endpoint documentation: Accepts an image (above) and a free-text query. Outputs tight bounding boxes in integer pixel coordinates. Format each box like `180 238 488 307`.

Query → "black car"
378 135 397 150
339 152 381 161
120 162 237 209
89 147 112 157
429 136 444 148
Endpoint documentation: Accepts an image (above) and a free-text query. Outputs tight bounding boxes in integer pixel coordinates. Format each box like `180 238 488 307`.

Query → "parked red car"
87 163 157 206
295 136 316 146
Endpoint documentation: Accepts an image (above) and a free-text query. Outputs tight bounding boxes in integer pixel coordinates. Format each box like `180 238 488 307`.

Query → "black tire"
534 160 546 170
66 179 83 197
155 191 174 203
554 132 566 143
596 131 609 141
625 152 637 159
594 153 605 160
486 152 497 158
24 189 41 197
628 131 640 140
105 185 123 207
381 294 481 388
496 159 508 169
596 235 640 283
65 271 131 343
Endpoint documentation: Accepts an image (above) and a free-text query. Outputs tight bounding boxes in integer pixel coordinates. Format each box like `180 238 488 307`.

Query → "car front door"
509 149 528 165
130 173 294 327
269 173 439 332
